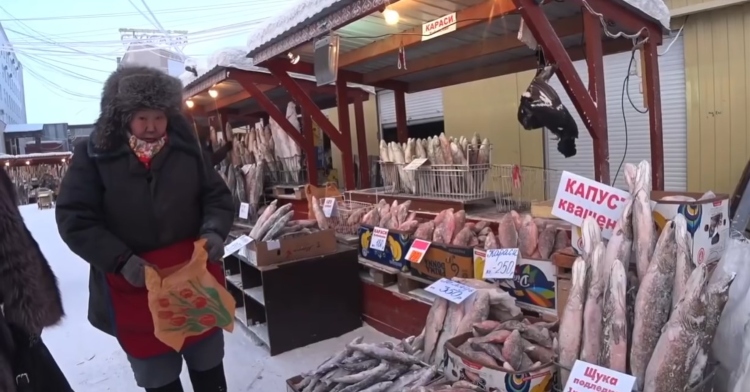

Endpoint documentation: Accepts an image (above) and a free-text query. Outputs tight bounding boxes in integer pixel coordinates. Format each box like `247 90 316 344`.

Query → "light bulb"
208 89 218 98
383 9 399 25
287 52 300 65
61 158 66 163
186 99 195 108
4 162 8 166
25 160 30 165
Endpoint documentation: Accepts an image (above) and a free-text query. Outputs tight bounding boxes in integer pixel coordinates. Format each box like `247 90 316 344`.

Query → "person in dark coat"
55 66 234 392
0 168 71 392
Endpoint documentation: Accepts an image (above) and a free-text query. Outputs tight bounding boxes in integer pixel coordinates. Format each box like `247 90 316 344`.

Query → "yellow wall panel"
324 96 379 187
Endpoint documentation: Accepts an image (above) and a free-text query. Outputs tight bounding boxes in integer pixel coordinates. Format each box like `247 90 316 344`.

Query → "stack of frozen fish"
557 160 734 392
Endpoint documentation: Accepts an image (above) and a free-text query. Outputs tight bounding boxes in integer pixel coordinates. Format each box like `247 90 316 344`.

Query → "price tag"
267 239 280 251
223 235 253 258
404 158 428 170
406 239 431 263
425 278 477 304
323 197 337 218
563 360 635 392
239 203 250 219
483 248 519 279
369 227 388 251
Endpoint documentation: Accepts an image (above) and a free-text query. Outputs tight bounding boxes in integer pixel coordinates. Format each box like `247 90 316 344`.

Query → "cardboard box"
358 225 412 271
652 191 729 265
443 333 557 392
474 250 557 315
241 229 337 267
410 242 474 280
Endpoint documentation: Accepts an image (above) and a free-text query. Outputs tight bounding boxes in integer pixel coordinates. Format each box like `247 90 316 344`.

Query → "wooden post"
354 94 371 188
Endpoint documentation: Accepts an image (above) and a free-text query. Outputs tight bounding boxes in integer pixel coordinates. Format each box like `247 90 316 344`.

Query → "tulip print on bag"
146 239 235 351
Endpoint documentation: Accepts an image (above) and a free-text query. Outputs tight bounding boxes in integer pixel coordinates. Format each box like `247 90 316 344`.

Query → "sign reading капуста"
552 171 630 239
563 360 635 392
425 278 476 304
369 227 389 252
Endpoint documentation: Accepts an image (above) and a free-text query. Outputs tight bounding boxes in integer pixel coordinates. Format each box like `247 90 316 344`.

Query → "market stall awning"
0 151 72 167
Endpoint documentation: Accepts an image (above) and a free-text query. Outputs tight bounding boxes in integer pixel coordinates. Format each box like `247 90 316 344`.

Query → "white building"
118 43 185 78
0 22 27 126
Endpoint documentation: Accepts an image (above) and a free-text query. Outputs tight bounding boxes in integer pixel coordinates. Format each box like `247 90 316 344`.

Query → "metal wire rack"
413 144 493 201
377 161 416 195
265 155 307 186
491 164 562 213
317 197 374 235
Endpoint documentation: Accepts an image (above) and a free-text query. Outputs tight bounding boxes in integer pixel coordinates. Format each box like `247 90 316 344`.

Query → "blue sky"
2 0 296 125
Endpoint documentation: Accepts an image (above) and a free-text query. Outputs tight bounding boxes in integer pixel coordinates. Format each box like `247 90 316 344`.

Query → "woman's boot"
145 379 184 392
188 361 227 392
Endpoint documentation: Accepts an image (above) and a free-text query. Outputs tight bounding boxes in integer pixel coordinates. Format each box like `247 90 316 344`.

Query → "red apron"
105 238 226 359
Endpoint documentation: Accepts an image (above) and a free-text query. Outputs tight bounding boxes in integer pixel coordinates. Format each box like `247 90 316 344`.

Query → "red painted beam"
267 60 408 92
643 33 664 191
572 0 664 41
513 0 600 143
231 72 307 150
336 79 356 190
394 90 408 143
584 10 610 185
301 110 319 186
354 95 371 189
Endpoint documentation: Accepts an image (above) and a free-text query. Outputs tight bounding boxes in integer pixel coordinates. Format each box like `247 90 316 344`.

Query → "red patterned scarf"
128 134 167 168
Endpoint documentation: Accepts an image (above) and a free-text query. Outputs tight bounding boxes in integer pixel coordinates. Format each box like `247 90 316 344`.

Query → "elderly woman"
56 66 234 392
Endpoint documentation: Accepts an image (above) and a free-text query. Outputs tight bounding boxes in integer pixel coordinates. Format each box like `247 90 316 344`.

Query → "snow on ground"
22 205 392 391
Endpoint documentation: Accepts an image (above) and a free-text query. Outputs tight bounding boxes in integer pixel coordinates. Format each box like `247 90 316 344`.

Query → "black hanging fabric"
517 47 579 158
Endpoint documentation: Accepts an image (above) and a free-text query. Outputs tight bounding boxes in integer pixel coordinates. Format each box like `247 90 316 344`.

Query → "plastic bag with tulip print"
145 239 236 351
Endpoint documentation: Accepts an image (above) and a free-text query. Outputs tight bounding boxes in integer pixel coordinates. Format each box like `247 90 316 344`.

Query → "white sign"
223 235 253 258
563 360 635 392
267 239 280 251
323 197 337 218
239 203 250 219
425 278 477 304
483 248 519 279
422 13 457 41
404 158 428 170
369 227 389 251
552 171 631 239
405 239 431 263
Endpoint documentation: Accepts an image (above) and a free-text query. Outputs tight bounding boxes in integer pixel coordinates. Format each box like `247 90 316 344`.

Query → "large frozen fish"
603 198 633 280
517 214 538 258
421 298 448 362
559 257 586 386
643 264 709 392
581 216 602 260
690 271 735 386
580 242 605 364
672 214 695 310
599 259 628 372
633 160 656 280
631 220 677 390
537 225 557 259
432 301 465 364
497 212 519 248
456 291 490 336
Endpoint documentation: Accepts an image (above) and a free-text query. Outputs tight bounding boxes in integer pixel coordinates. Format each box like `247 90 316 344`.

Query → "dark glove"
201 233 224 262
120 255 151 288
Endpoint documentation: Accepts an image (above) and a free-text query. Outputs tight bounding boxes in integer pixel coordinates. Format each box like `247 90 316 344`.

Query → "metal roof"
4 124 44 133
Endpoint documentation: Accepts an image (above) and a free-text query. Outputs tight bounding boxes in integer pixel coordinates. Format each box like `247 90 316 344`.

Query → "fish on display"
559 257 586 386
672 214 695 310
631 220 678 390
421 298 448 362
581 216 602 261
633 160 656 280
643 264 709 392
581 242 605 364
603 198 634 279
599 259 628 373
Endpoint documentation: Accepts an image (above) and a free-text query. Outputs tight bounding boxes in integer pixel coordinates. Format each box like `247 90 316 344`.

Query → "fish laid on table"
631 220 677 390
672 214 695 310
599 259 628 373
580 242 605 364
559 257 586 386
537 225 557 259
633 160 656 280
497 212 519 248
643 264 709 392
455 291 490 335
502 330 533 371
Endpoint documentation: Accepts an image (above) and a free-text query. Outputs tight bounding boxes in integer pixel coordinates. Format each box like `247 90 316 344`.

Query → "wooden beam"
568 0 663 42
353 95 370 188
394 91 408 143
584 10 610 185
363 15 582 84
339 0 518 69
267 59 408 92
408 39 633 93
201 85 274 112
336 79 356 190
301 110 319 185
643 32 664 191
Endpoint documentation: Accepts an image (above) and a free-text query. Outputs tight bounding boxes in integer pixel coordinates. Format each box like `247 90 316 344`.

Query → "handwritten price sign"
369 227 389 251
483 248 519 279
425 278 477 304
323 197 337 218
238 202 250 219
223 235 253 258
563 360 635 392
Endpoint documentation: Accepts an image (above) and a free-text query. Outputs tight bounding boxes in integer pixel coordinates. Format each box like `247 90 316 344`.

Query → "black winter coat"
55 114 234 336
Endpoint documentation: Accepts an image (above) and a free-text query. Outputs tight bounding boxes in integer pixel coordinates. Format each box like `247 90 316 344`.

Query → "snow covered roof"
4 124 44 133
246 0 347 57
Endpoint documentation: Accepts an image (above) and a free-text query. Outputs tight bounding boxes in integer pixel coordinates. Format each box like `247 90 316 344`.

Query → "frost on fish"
643 264 709 392
603 198 634 281
559 257 586 386
672 214 695 310
581 216 602 260
633 160 656 280
690 271 735 386
581 243 605 364
599 259 628 373
631 220 677 390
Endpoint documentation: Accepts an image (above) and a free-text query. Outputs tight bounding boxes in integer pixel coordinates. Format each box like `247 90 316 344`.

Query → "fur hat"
92 66 184 151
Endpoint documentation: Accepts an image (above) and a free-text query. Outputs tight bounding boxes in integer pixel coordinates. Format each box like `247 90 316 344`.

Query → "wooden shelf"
223 245 362 356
